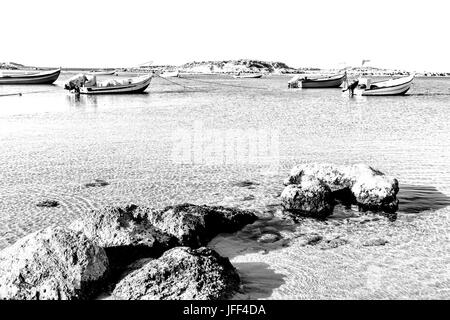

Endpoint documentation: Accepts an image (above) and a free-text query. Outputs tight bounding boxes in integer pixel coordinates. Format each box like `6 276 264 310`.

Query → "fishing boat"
0 68 61 85
350 74 415 96
288 72 347 88
65 74 153 95
87 70 117 76
160 70 180 78
233 73 263 79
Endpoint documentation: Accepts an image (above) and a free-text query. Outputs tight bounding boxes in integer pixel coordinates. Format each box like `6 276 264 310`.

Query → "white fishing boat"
65 74 152 94
87 70 117 76
0 69 61 85
160 70 180 78
351 74 415 96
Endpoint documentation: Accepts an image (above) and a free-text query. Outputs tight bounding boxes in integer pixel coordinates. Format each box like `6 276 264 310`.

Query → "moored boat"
233 73 263 79
87 70 117 76
288 72 347 88
350 74 415 96
64 74 152 94
0 68 61 85
160 70 180 78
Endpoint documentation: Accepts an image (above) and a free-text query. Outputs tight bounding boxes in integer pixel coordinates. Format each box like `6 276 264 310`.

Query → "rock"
304 234 323 245
145 203 257 248
36 200 60 208
284 163 352 190
84 179 109 188
284 163 399 213
232 180 259 188
351 175 399 212
320 237 348 250
70 205 175 269
280 178 334 218
0 227 108 300
241 194 255 201
112 247 240 300
257 233 281 243
362 238 388 247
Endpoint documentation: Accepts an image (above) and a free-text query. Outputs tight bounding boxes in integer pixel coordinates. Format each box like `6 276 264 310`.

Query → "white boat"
65 74 152 94
87 70 117 76
352 74 415 96
160 70 180 78
80 75 152 94
233 73 263 79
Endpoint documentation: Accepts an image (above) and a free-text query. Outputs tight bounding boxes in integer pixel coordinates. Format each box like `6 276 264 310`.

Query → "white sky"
1 0 449 71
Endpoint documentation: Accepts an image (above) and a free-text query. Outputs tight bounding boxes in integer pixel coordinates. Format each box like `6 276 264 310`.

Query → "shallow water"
0 74 449 299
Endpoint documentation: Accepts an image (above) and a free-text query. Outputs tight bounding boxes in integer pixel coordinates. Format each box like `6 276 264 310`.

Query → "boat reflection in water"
66 93 98 107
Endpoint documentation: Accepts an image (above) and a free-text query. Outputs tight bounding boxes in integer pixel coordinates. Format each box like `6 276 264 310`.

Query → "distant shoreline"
2 60 450 78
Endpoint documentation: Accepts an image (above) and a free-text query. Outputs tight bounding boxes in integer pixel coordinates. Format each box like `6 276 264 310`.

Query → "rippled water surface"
1 74 449 299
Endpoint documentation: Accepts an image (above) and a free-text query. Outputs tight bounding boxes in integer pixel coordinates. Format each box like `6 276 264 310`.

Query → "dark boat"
289 72 347 88
0 69 61 85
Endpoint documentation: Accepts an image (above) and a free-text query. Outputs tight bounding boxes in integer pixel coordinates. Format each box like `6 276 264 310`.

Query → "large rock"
281 178 334 218
70 205 176 269
145 203 258 248
284 163 399 212
112 247 240 300
0 227 108 300
284 163 353 190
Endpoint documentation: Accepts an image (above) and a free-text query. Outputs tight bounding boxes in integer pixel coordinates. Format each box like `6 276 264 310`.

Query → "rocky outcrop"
145 203 258 248
179 59 297 74
281 178 334 218
284 163 399 213
0 203 255 300
112 247 240 300
70 205 175 269
0 227 108 300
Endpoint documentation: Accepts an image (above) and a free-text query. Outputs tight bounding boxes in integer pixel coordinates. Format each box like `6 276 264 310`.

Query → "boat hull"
356 75 414 96
88 71 117 76
233 74 263 79
301 74 347 88
160 71 179 78
0 69 61 85
79 76 152 94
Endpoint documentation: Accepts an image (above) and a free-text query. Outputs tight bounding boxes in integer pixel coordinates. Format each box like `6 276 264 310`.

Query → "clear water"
0 74 449 299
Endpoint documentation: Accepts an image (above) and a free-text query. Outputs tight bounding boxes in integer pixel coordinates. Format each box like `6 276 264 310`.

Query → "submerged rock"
0 227 108 300
241 194 256 201
320 237 349 250
257 232 282 243
112 247 240 300
70 205 175 269
84 179 109 188
284 163 399 213
280 178 334 218
362 238 389 247
36 200 60 208
145 203 258 248
232 180 259 188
